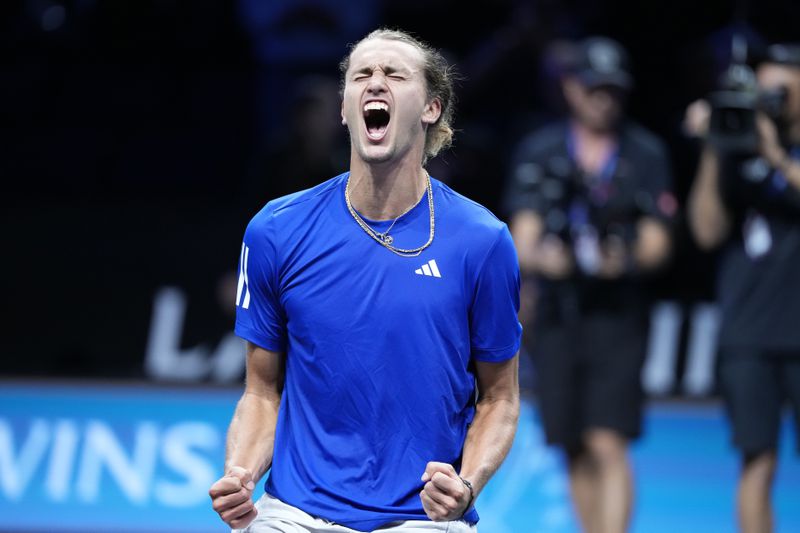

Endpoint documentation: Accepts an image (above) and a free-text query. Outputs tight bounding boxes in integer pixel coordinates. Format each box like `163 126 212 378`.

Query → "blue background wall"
1 382 797 532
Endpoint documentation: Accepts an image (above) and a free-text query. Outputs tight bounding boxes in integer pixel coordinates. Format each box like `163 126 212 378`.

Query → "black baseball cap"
570 36 633 91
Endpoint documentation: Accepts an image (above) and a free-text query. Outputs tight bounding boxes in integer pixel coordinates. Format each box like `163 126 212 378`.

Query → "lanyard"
566 127 620 188
566 128 620 227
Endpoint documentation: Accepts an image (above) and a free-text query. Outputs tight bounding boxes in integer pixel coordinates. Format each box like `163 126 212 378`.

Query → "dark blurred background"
2 0 799 389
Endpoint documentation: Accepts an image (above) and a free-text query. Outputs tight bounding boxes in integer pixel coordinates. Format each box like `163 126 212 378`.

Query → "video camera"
707 38 790 153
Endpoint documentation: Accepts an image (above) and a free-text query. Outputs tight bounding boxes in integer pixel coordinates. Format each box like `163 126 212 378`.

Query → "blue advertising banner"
0 382 798 532
0 383 237 531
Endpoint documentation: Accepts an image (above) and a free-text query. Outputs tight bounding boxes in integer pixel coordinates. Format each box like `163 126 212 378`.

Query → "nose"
592 90 613 109
366 72 388 94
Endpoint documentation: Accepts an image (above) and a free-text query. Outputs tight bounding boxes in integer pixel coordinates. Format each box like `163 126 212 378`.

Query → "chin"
357 143 395 164
589 119 616 132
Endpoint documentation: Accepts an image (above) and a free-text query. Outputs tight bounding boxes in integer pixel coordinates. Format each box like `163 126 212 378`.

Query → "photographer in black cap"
686 42 800 533
504 36 676 533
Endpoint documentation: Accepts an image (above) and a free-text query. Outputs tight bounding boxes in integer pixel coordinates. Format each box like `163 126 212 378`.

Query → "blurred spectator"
242 74 348 212
686 42 800 533
238 0 379 140
504 36 676 533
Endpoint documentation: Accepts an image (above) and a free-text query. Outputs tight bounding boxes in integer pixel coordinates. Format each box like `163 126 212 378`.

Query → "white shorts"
233 493 478 533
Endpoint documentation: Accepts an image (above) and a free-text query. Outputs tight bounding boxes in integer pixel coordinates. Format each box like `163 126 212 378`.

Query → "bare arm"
774 156 800 192
513 207 669 278
683 99 732 250
595 215 673 279
510 209 573 279
509 210 542 274
209 341 284 529
757 112 800 193
687 145 732 250
225 342 284 478
459 354 520 498
420 354 520 520
632 217 671 271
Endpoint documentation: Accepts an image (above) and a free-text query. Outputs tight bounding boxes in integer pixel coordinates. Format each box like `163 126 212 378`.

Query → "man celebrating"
209 28 522 532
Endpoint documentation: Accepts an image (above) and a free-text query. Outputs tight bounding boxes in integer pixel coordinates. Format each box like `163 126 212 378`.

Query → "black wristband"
459 476 474 514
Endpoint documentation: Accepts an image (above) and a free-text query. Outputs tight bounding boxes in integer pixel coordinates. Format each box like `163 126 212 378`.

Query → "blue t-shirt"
234 173 522 531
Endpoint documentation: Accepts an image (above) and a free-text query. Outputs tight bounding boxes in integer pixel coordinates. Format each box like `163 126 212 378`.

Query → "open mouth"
363 101 390 140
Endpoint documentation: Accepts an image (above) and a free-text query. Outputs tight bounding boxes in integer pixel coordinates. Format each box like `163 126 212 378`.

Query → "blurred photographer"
686 43 800 533
504 37 675 533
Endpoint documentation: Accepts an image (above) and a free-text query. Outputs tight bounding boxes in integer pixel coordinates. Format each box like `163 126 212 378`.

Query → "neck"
571 119 616 141
570 120 618 174
347 159 427 220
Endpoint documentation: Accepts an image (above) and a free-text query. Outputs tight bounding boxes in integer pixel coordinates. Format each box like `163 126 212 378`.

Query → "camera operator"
686 43 800 533
504 37 676 533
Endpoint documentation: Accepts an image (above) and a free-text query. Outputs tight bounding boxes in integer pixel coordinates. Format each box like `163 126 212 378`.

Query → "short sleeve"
234 216 287 352
469 226 523 362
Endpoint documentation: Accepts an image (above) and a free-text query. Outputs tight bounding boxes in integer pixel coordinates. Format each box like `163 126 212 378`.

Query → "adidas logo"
415 259 442 278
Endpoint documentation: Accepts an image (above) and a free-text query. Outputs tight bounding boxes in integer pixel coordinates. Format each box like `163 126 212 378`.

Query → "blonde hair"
339 28 457 164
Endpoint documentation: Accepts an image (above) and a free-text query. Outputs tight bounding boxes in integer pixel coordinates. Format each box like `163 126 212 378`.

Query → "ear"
422 97 442 125
341 101 347 126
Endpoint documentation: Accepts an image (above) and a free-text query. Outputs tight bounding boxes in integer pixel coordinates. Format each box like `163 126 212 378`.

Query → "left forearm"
775 156 800 193
458 395 520 500
761 137 800 193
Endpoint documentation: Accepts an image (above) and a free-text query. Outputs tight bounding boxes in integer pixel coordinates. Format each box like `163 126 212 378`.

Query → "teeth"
363 101 389 112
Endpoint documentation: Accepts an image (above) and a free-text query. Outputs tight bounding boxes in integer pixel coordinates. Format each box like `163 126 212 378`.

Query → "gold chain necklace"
361 196 414 245
345 173 435 257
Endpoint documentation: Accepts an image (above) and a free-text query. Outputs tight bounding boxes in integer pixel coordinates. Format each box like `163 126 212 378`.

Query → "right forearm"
225 391 280 483
688 146 731 250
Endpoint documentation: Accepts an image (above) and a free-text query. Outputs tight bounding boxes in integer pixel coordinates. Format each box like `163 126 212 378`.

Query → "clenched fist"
419 462 473 521
209 466 257 529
